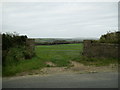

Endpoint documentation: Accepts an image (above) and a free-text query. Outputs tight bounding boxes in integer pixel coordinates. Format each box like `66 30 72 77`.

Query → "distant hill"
32 37 98 45
33 37 98 43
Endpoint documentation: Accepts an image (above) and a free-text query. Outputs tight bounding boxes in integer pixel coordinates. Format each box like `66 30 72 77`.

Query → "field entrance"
35 43 83 67
3 43 118 77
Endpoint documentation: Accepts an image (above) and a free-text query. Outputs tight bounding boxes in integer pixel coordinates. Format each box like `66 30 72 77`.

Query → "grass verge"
72 56 118 66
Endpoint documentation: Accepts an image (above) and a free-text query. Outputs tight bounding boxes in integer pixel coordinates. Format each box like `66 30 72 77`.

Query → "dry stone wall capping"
83 40 119 58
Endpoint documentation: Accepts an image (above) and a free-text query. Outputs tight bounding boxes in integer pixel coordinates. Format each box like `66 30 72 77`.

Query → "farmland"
3 43 83 76
3 43 118 77
35 43 83 67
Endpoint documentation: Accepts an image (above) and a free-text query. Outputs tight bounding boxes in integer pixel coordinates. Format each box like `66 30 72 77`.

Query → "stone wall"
26 39 35 51
25 39 35 58
83 40 119 58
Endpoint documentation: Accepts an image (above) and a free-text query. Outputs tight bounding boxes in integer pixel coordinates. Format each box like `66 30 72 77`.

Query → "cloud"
2 2 118 38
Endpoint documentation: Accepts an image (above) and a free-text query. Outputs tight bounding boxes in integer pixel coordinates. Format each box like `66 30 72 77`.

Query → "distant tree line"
35 40 82 45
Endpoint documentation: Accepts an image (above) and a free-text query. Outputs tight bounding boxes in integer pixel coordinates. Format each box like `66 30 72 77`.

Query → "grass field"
3 43 118 76
35 43 83 67
3 43 83 76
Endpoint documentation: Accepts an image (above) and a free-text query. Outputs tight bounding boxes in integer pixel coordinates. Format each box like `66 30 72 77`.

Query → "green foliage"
2 33 27 50
23 47 35 59
2 33 35 67
2 57 45 76
99 31 120 44
4 47 24 66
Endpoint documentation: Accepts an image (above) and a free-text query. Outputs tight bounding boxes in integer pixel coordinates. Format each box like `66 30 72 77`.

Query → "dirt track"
3 61 118 88
14 61 118 76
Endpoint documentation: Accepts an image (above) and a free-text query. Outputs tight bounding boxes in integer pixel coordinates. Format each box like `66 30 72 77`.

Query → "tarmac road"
2 72 118 88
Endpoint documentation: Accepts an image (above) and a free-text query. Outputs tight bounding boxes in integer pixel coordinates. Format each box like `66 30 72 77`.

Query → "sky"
2 2 118 38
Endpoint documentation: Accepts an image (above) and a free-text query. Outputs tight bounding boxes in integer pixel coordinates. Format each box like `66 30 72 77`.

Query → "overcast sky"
2 2 118 38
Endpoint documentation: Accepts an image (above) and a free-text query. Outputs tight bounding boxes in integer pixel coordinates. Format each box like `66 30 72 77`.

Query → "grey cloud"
2 2 118 38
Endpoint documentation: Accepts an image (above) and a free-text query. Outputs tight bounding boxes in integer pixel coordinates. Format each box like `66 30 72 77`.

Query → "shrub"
4 47 25 66
99 31 120 44
2 33 35 66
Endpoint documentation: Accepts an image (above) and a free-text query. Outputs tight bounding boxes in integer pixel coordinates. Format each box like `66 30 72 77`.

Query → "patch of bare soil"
15 61 118 76
45 61 56 67
70 61 118 73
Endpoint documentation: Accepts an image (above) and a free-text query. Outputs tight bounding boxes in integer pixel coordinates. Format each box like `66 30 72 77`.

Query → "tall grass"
3 57 45 76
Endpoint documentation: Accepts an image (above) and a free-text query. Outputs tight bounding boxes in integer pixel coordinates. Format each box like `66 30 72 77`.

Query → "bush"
99 31 120 44
2 33 35 66
4 47 25 66
2 33 27 51
23 47 35 59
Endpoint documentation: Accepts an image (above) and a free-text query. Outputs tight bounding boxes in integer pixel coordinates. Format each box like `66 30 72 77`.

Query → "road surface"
2 72 118 88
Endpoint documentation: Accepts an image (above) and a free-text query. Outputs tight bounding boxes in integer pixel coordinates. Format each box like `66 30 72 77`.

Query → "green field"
3 43 118 76
35 43 83 67
3 43 83 76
